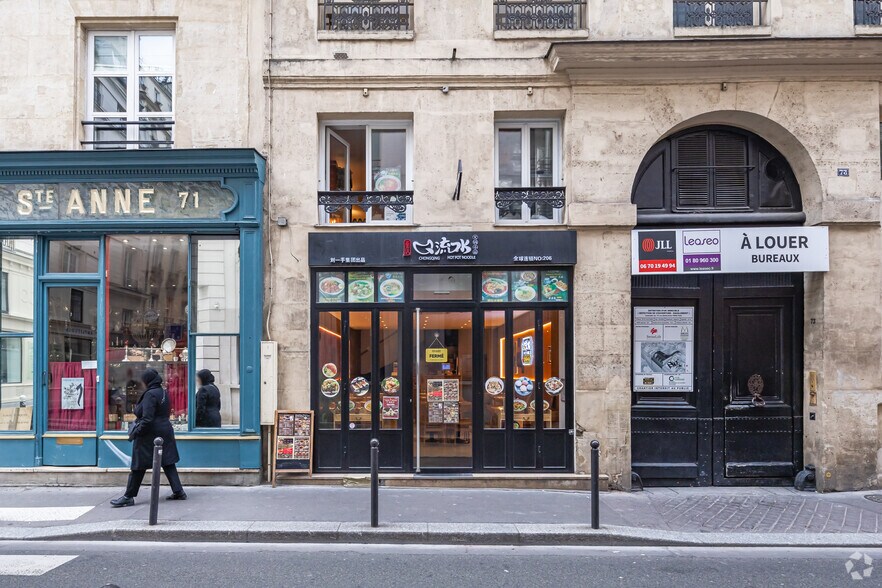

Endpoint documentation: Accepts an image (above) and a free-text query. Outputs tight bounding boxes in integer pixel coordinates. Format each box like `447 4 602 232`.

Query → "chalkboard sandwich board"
272 410 314 487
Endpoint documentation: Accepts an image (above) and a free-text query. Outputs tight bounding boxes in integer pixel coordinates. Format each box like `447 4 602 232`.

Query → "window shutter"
676 132 710 208
712 132 749 208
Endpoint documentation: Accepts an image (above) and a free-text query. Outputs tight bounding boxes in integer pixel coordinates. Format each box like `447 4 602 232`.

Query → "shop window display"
105 235 188 431
0 239 35 431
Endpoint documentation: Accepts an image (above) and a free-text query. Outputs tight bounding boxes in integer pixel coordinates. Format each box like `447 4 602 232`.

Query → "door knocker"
748 374 765 407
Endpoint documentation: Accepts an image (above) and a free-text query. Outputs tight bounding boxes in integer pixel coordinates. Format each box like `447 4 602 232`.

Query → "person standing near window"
110 368 186 506
195 369 222 428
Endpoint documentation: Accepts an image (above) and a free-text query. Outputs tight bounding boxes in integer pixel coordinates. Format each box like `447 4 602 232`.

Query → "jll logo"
403 239 412 257
641 238 655 253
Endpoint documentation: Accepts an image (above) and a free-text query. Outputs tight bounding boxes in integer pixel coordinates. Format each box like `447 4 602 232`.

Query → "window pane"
481 271 509 303
348 311 372 430
139 76 173 112
92 118 127 150
529 128 554 188
192 238 239 333
497 129 522 188
529 201 555 221
139 117 173 149
138 35 174 73
195 335 240 427
93 77 127 113
47 240 99 274
317 312 342 430
483 311 505 430
348 272 375 303
105 235 188 432
327 126 366 190
47 287 98 431
317 272 346 304
413 273 472 301
371 129 406 191
512 310 536 429
94 36 127 73
1 239 34 334
497 200 524 221
543 310 566 429
0 337 33 430
379 312 400 430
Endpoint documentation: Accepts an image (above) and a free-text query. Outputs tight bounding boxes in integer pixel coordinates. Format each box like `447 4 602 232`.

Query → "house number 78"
178 191 200 209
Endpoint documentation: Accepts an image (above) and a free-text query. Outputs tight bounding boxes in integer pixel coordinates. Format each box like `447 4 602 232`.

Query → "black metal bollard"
149 437 163 526
590 439 600 529
370 438 379 528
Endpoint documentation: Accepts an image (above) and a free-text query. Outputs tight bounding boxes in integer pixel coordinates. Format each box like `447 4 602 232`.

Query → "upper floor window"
674 1 767 28
855 1 882 25
494 121 564 224
319 121 414 225
494 1 586 31
85 31 175 150
319 1 414 32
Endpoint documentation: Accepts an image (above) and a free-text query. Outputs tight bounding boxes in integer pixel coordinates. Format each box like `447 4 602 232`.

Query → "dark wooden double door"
631 273 803 486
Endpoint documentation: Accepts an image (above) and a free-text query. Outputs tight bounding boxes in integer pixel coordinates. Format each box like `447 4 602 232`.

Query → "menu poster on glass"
426 379 444 402
272 410 314 486
348 271 375 303
377 272 405 303
317 272 346 303
428 402 444 424
541 271 569 302
481 271 509 302
511 270 539 302
441 379 459 402
382 396 400 420
443 402 459 424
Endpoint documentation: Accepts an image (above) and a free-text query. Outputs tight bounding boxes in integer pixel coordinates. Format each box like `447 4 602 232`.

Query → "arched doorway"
630 126 805 486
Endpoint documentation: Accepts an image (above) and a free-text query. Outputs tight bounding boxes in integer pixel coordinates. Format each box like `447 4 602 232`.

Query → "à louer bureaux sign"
631 226 829 275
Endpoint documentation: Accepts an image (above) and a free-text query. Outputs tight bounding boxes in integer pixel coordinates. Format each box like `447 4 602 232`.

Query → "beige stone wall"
0 0 263 151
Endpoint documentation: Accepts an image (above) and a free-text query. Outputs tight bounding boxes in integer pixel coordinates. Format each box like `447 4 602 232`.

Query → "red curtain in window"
164 363 188 417
47 362 97 431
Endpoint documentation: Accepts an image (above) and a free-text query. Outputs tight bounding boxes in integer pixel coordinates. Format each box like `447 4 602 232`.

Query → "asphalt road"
0 541 876 587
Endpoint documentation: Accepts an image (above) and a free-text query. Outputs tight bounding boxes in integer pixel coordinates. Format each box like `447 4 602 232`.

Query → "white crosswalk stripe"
0 555 77 576
0 506 94 522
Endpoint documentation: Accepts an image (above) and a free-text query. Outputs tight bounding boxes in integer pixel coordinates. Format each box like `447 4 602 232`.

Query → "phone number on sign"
639 262 676 270
684 256 716 264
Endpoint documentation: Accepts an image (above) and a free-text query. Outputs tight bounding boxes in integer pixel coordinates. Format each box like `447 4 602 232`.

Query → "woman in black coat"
195 369 222 428
110 369 186 507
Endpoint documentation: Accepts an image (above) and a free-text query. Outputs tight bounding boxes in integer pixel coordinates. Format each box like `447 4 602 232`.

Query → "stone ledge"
317 30 414 42
494 29 589 41
673 25 772 39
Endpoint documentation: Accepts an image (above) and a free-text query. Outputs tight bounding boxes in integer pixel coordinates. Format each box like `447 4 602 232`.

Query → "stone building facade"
0 0 880 491
265 1 882 491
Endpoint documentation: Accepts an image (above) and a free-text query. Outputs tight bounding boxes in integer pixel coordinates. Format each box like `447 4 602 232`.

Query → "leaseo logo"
682 230 722 254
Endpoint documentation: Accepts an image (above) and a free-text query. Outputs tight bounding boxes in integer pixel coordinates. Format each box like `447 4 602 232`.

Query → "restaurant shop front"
308 231 576 472
0 149 265 473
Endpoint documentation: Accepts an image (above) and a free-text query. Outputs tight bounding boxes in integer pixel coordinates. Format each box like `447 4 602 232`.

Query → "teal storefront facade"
0 149 265 471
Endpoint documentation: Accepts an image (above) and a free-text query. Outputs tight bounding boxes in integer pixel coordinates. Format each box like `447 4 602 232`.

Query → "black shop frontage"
308 231 576 473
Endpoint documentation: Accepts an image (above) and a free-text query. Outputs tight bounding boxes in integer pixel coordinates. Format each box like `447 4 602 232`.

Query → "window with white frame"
495 121 563 224
319 121 414 224
86 31 175 149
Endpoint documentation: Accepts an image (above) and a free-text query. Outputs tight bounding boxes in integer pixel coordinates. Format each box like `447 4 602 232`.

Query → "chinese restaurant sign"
0 182 236 221
631 227 829 275
309 231 577 267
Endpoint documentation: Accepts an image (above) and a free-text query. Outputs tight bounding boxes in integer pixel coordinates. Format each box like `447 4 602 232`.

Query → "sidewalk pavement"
1 485 882 547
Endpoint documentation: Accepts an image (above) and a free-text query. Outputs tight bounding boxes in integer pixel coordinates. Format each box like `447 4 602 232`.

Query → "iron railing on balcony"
319 1 414 32
494 187 566 210
494 1 586 31
81 120 174 150
855 1 882 25
673 1 766 28
319 190 414 223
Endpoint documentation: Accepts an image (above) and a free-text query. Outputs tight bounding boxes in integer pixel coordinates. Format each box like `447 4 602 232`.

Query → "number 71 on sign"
178 191 200 209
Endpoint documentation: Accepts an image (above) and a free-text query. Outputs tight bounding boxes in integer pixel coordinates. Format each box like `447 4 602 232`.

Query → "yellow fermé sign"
425 348 448 363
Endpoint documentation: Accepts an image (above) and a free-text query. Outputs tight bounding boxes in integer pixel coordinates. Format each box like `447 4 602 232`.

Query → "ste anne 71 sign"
631 227 829 275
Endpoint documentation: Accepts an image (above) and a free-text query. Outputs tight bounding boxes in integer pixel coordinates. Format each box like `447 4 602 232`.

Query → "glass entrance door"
414 310 474 470
43 285 100 465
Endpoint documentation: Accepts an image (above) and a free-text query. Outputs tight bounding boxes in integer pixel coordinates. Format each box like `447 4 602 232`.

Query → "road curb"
3 521 882 547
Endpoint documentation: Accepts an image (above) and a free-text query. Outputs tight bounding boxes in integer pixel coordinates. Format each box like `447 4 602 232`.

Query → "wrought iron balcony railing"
855 1 882 25
674 1 767 28
494 1 586 31
319 190 414 223
319 0 413 32
495 187 566 210
81 119 174 150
